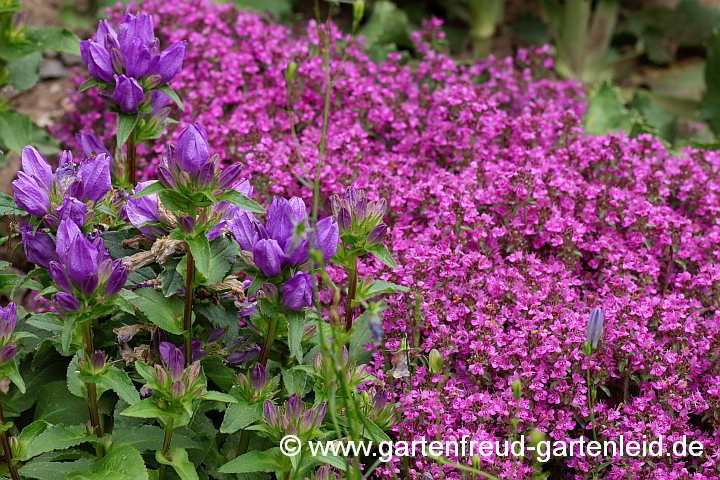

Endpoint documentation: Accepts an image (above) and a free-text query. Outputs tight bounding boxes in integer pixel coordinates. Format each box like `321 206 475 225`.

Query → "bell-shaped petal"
228 211 261 251
126 181 164 238
96 20 118 50
122 37 157 78
367 223 387 246
57 197 86 226
117 11 155 49
266 197 293 250
78 153 112 202
216 162 244 190
253 238 285 277
196 160 215 188
21 225 58 269
67 235 99 287
176 123 210 176
54 292 82 311
157 41 186 83
80 40 114 82
288 197 308 224
81 273 99 297
0 303 16 340
49 261 72 292
12 172 50 217
21 146 52 191
313 216 339 263
76 132 112 162
112 75 144 113
285 237 309 266
56 219 83 264
283 272 312 311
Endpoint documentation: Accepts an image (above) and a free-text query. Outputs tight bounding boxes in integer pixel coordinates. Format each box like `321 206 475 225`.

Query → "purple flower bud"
154 364 167 385
78 153 112 202
80 40 114 82
12 171 50 217
0 345 16 365
110 47 124 74
264 400 277 426
0 303 16 341
196 160 215 188
253 238 285 277
313 402 328 425
283 273 312 311
207 328 224 342
54 292 82 311
179 216 196 234
187 363 201 386
301 409 314 430
105 260 128 296
91 351 106 370
369 314 384 345
171 380 185 398
313 216 339 263
127 181 164 238
118 11 155 47
287 393 303 420
112 75 144 113
57 197 86 227
21 226 58 269
355 192 368 221
80 273 98 297
68 180 85 201
251 364 265 391
122 37 156 78
316 465 330 480
286 237 309 267
229 211 261 251
156 163 176 189
68 236 99 287
157 41 187 83
338 207 351 231
160 342 184 381
216 162 244 190
368 224 387 246
176 123 210 176
587 307 604 349
344 186 357 207
20 146 52 191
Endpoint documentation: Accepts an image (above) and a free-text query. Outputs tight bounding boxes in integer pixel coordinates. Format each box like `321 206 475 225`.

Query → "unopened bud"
353 1 365 28
512 379 523 400
428 349 444 374
285 61 297 85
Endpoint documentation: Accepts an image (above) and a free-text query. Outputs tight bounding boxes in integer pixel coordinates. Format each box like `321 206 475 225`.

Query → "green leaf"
7 52 41 91
186 235 211 280
219 400 263 434
0 110 58 154
119 398 167 419
3 361 25 393
161 258 184 297
120 289 184 335
78 77 106 93
231 0 293 17
0 192 25 216
34 381 89 425
0 27 80 60
201 235 238 286
113 425 200 453
349 310 373 364
368 243 397 269
20 459 94 480
132 181 166 199
282 369 309 395
157 85 184 111
355 280 409 306
584 82 632 135
218 448 292 474
25 313 62 333
66 444 149 480
201 390 238 403
155 448 197 480
201 356 236 392
78 365 140 405
287 313 304 364
116 112 139 149
24 424 97 460
358 1 412 48
214 191 266 214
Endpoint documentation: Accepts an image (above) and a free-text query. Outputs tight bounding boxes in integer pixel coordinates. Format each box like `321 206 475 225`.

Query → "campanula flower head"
331 186 388 246
152 342 204 402
11 146 111 228
263 395 327 441
49 219 128 311
80 10 187 113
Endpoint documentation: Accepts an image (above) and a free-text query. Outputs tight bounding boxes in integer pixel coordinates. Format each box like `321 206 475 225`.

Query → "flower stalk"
127 130 137 187
182 249 195 368
344 254 357 332
0 404 19 480
82 322 103 442
258 315 278 368
159 417 175 480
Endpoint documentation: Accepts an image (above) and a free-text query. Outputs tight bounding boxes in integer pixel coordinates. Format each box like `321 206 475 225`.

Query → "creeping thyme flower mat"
0 0 719 479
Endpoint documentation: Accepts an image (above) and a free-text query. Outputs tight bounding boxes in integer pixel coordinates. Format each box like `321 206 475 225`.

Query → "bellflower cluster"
11 146 111 228
0 304 18 368
332 186 388 247
80 10 186 113
263 394 327 441
234 364 278 403
49 219 128 311
229 196 338 310
154 342 203 401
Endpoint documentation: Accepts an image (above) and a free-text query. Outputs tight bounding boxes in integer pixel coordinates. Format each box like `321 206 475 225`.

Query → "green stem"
311 4 332 226
258 315 278 367
0 404 19 480
587 362 597 442
127 131 137 187
236 429 251 457
82 323 103 445
159 418 175 480
183 250 195 368
344 255 357 332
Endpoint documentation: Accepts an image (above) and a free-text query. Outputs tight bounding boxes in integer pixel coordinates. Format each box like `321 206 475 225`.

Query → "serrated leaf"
25 313 62 333
201 390 237 403
201 235 238 286
66 444 148 480
219 400 263 434
368 243 397 269
282 369 309 395
132 181 165 199
120 289 184 335
201 355 235 392
214 191 266 214
218 448 292 474
119 398 166 419
186 235 211 280
113 425 200 452
19 458 94 480
287 313 304 364
157 85 184 111
34 381 89 424
155 448 197 480
24 424 97 460
116 112 139 149
78 365 140 405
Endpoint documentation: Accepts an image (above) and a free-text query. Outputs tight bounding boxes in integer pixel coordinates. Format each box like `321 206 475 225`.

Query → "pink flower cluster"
55 1 720 478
